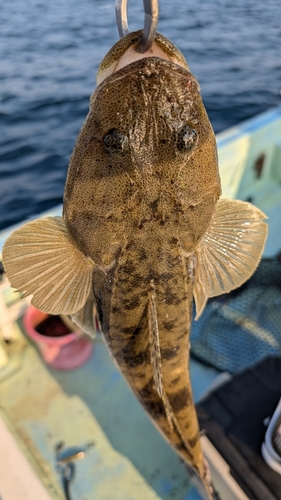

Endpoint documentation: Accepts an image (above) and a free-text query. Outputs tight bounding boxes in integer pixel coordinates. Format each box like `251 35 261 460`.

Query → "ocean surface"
1 0 281 231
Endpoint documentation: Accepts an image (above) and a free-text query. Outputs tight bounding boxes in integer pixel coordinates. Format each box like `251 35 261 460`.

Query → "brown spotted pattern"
1 30 267 498
63 32 221 496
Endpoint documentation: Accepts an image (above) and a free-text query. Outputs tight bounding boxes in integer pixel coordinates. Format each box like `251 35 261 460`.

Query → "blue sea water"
0 0 281 230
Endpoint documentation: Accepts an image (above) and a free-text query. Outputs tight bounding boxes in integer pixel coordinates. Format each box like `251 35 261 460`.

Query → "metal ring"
115 0 159 53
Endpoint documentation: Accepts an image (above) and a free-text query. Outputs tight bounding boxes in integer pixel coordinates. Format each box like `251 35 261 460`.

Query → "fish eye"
103 129 128 155
176 124 197 152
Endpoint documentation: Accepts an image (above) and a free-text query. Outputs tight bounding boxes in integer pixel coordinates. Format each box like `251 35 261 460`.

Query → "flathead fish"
3 30 267 498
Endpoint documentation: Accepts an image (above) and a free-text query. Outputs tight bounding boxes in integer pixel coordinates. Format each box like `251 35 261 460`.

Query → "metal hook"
115 0 159 53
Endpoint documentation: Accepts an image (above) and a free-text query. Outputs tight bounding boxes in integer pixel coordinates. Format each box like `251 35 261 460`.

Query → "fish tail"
148 278 215 498
148 279 200 465
97 251 211 496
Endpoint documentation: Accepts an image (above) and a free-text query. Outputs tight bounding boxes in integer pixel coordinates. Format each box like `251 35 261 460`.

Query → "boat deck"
0 256 218 500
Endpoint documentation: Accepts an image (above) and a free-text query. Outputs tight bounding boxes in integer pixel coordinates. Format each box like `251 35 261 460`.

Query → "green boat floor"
0 329 207 500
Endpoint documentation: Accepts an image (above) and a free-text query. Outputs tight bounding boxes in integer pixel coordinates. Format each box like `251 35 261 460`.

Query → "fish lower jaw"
97 41 180 85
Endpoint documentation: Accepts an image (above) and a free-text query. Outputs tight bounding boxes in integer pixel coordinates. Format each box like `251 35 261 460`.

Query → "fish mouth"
96 30 190 86
96 56 199 92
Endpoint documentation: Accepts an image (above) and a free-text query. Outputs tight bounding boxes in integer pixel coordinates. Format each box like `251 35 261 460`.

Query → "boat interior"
1 106 281 500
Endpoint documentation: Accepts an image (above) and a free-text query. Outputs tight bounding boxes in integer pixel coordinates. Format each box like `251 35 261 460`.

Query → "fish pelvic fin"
70 289 97 337
148 280 194 459
194 198 268 319
2 216 94 315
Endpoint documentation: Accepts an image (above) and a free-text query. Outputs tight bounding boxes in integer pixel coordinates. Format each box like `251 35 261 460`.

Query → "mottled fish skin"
93 238 203 474
2 31 268 500
63 57 221 264
63 32 220 491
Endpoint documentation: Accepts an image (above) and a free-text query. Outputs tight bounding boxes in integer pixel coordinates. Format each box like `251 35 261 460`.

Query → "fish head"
2 32 267 332
64 31 221 264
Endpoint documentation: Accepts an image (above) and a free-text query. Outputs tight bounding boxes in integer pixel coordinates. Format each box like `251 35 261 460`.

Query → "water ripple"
1 0 281 229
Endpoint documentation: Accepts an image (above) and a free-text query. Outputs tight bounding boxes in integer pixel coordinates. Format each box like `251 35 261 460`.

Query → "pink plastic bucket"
23 306 93 371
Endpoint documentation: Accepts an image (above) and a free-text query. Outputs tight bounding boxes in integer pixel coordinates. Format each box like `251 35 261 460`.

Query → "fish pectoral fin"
194 198 268 319
2 216 94 315
70 289 97 337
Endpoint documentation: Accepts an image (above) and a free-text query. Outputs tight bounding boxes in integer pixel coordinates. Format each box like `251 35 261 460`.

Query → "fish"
3 30 267 499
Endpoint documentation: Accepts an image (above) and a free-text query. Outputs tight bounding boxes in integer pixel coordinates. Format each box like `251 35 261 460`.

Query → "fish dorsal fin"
2 216 94 315
194 198 268 319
